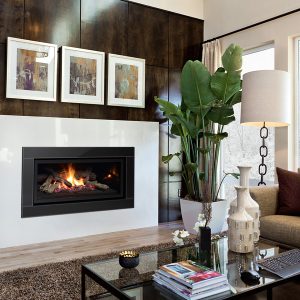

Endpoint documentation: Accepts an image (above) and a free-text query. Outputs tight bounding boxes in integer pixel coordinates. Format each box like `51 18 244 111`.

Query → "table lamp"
240 70 290 185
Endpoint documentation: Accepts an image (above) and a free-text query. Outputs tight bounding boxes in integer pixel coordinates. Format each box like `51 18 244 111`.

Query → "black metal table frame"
81 264 300 300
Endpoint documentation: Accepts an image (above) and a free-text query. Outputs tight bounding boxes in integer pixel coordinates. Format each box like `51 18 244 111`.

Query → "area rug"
0 237 198 300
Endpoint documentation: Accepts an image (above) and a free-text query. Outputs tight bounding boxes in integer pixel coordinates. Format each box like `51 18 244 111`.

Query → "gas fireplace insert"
22 147 134 217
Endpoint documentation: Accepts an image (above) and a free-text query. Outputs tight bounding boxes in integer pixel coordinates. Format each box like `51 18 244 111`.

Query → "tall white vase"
229 166 260 242
228 187 254 253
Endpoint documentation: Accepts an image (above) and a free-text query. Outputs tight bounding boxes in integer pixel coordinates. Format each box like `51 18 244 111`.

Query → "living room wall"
0 0 204 222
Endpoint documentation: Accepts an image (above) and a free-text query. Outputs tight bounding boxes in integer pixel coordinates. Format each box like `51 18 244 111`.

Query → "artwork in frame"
107 54 145 108
61 46 105 105
6 37 57 101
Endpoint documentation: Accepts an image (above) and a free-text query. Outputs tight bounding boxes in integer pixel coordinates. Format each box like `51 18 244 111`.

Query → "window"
223 45 275 201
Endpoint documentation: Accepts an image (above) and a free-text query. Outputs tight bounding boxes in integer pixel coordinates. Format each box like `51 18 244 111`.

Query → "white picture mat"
61 46 105 105
108 53 145 108
6 37 57 101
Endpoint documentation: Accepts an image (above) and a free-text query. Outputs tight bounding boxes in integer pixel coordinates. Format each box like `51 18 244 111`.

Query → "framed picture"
6 37 57 101
61 46 105 105
107 54 145 108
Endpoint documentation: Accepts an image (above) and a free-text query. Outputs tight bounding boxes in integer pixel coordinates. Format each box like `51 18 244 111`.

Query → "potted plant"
155 44 242 234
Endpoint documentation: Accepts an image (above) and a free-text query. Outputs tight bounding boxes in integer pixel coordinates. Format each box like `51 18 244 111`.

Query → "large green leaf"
205 132 228 144
162 152 181 164
222 44 243 72
228 90 242 105
206 106 235 125
226 172 240 179
170 123 182 136
211 69 241 102
155 97 189 136
155 97 178 116
171 114 198 138
181 60 215 111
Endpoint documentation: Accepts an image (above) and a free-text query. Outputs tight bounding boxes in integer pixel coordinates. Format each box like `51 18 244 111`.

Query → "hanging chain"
258 122 268 186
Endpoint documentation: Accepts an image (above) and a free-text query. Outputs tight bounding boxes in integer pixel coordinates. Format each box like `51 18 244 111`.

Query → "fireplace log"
54 176 72 188
47 183 60 193
87 181 110 190
40 175 54 192
45 168 72 187
40 176 60 193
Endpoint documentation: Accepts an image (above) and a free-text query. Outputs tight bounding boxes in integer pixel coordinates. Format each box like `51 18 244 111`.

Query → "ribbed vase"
228 187 254 253
229 166 260 242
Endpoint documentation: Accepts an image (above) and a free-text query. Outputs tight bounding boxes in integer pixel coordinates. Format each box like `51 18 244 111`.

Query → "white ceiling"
203 0 300 40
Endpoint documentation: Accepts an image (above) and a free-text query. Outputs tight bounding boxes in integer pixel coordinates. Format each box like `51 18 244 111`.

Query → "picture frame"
6 37 57 102
107 53 145 108
61 46 105 105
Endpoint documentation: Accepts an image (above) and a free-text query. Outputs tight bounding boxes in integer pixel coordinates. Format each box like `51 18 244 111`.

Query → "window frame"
294 37 300 168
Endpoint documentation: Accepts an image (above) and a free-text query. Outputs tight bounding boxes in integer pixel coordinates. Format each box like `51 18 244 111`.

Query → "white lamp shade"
241 70 290 127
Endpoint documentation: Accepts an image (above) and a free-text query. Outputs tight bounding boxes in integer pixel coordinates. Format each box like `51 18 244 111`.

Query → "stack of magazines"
153 260 231 300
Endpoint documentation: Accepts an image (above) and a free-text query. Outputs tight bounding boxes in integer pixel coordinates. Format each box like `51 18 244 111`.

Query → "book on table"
153 260 231 300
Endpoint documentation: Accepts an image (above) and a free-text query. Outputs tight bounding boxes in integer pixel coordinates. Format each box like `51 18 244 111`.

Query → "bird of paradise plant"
155 44 242 226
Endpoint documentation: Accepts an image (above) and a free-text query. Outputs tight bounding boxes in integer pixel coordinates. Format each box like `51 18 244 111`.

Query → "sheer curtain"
201 39 225 198
202 39 222 73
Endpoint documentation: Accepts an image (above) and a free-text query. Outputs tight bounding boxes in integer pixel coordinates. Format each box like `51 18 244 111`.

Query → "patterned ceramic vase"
229 166 260 242
228 186 254 253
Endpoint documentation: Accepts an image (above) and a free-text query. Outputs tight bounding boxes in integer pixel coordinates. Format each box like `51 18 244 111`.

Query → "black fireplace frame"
22 147 134 218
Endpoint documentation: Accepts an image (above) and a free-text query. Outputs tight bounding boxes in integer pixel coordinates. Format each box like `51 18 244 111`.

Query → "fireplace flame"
104 166 119 180
66 164 84 186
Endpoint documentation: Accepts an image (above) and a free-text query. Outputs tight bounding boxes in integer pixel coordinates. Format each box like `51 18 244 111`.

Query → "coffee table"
81 237 299 299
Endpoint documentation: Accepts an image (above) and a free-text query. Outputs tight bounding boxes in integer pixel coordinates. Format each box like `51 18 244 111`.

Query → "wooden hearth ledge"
0 221 183 273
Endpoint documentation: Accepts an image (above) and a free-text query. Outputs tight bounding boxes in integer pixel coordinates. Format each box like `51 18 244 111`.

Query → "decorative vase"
228 187 254 253
198 226 211 267
229 166 260 242
180 199 227 234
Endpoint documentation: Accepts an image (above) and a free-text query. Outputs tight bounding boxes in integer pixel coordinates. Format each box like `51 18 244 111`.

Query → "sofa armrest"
249 185 279 217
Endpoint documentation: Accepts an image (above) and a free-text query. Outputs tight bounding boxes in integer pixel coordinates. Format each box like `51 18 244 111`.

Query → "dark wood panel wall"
0 0 204 222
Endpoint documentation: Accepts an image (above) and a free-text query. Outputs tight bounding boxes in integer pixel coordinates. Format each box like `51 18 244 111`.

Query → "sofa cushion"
260 215 300 248
276 167 300 215
250 186 278 217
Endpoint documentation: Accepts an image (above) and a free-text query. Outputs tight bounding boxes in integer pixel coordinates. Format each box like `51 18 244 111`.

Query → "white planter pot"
180 199 228 234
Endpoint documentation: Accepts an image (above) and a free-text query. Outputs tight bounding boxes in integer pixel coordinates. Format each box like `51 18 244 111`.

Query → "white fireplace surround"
0 115 159 248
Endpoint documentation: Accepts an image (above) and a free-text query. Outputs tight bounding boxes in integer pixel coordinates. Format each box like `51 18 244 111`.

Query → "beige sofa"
250 186 300 248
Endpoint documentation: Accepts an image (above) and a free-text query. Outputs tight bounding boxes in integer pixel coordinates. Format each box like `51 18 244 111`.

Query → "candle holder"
119 250 139 269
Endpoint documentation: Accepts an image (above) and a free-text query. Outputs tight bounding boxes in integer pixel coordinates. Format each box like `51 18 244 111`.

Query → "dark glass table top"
83 237 287 299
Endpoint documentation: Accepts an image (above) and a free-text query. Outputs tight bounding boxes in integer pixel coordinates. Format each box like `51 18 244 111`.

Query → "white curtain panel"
202 39 222 74
202 39 226 199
